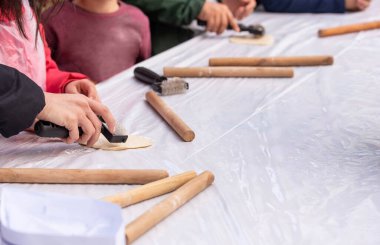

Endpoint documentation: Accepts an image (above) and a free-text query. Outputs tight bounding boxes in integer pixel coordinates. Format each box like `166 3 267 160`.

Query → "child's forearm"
123 0 205 26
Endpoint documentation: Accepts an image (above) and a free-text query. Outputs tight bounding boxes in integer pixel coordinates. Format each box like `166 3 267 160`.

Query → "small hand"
345 0 371 11
64 79 100 102
198 2 240 35
223 0 256 20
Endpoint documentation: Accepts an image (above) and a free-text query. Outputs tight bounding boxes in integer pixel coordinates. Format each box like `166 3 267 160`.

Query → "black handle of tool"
34 120 83 138
35 119 128 143
197 19 238 31
134 67 166 85
197 19 265 36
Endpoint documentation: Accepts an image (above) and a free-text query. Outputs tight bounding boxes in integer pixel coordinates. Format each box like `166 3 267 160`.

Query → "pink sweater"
42 1 151 82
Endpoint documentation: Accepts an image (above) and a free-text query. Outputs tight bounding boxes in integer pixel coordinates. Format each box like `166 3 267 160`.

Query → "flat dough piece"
229 35 274 46
91 134 152 151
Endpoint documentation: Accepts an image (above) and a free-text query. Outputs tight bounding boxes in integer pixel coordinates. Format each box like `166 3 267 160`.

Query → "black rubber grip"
197 19 265 36
34 121 83 138
134 67 165 85
34 120 128 143
197 19 235 30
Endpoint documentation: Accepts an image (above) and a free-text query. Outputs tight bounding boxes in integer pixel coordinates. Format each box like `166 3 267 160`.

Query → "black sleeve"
0 64 46 138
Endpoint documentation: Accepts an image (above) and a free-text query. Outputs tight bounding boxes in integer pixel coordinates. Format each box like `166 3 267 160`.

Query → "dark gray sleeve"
260 0 345 13
0 64 46 138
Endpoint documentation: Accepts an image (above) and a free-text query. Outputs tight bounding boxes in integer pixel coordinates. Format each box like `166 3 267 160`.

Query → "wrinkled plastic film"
1 3 380 245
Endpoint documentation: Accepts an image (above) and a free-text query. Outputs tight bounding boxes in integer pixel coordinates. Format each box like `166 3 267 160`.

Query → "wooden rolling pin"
163 67 294 78
102 171 197 207
209 56 334 67
319 20 380 37
0 168 168 184
146 91 195 142
125 171 214 244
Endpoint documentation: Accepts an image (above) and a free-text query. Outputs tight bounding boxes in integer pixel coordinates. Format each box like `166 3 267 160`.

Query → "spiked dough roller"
146 91 195 142
0 168 168 184
125 171 215 244
134 67 189 96
319 20 380 37
163 67 294 78
209 56 334 67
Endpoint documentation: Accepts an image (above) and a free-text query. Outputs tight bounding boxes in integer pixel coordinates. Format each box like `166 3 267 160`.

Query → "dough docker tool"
34 117 128 143
134 67 189 96
197 19 265 38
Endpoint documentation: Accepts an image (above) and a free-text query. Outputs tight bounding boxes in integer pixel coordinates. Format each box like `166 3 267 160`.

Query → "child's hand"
198 2 240 34
64 79 100 102
223 0 256 20
345 0 371 11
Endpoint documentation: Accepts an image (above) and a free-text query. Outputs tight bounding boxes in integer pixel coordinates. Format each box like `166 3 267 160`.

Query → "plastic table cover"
1 3 380 245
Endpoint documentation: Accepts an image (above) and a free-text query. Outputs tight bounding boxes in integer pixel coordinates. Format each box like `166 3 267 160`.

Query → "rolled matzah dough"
229 35 274 46
92 134 152 151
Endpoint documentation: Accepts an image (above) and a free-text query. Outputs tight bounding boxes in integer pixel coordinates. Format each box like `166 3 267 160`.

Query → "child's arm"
137 14 152 62
198 2 240 34
345 0 371 11
124 0 205 26
39 25 87 94
261 0 346 13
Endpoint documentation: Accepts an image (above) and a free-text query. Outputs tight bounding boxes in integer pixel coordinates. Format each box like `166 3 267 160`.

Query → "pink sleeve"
40 25 87 93
138 19 152 61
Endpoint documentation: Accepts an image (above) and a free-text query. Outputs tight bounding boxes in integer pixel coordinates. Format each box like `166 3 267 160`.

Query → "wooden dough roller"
125 171 214 244
146 91 195 142
163 67 294 78
0 168 168 184
102 171 197 207
319 20 380 37
209 56 334 67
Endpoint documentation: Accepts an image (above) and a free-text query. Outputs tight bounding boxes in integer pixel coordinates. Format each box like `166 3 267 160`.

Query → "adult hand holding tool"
197 2 240 34
36 93 116 146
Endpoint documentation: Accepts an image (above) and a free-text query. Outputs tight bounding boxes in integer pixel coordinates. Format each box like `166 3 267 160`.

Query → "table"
1 3 380 244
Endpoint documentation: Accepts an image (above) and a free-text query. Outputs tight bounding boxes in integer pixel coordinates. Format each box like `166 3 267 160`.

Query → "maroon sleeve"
138 16 152 62
39 25 88 93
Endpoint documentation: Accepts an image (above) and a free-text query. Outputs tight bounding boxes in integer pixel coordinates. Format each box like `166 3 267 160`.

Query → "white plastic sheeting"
1 2 380 244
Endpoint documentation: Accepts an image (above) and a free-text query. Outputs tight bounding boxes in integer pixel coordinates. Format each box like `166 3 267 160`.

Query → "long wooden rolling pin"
125 171 214 244
102 171 196 207
146 91 195 142
163 67 294 78
0 168 168 184
319 20 380 37
209 56 334 67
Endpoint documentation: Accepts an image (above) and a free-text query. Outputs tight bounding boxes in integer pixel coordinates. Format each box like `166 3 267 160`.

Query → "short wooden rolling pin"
209 56 334 67
0 168 168 184
102 171 197 207
146 91 195 142
125 171 214 244
163 67 294 78
319 20 380 37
